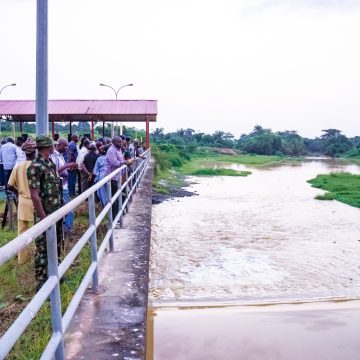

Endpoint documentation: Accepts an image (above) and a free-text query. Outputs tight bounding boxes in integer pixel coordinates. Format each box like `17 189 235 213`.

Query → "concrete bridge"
64 160 154 360
0 151 154 360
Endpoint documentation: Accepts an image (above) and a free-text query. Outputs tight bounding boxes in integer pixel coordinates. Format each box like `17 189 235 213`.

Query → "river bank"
152 151 301 204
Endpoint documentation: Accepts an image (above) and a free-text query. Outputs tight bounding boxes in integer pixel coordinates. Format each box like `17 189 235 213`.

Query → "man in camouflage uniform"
27 135 63 290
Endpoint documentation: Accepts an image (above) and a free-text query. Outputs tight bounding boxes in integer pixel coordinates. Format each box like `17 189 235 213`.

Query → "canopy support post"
51 117 55 139
146 116 150 149
91 118 94 140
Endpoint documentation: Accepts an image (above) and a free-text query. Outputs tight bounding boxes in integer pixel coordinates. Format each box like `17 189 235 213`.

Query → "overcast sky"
1 0 360 138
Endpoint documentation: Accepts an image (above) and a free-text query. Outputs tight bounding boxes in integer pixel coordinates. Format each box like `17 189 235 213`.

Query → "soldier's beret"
36 135 58 148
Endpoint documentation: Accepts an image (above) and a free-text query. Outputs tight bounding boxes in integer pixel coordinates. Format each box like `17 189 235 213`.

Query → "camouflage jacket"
27 154 62 215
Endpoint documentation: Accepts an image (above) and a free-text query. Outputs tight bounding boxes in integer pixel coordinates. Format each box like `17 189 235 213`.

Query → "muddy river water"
147 159 360 359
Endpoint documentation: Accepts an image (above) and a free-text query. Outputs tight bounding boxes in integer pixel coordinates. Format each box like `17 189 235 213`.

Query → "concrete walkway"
65 161 154 360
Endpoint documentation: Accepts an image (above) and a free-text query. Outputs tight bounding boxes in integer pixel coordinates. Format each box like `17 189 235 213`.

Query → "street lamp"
0 83 16 136
0 83 16 96
99 83 133 137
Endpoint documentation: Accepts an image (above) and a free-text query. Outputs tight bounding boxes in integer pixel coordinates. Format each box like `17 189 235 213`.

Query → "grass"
178 151 300 176
191 149 299 165
0 202 108 359
307 172 360 208
189 168 252 176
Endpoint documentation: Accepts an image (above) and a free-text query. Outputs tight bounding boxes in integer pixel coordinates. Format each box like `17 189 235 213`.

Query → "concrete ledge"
65 160 154 360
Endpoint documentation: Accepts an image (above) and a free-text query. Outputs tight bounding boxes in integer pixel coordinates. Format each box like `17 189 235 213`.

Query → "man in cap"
27 135 63 290
8 139 37 264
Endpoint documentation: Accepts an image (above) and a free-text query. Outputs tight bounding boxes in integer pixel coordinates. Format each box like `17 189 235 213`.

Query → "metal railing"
0 149 151 360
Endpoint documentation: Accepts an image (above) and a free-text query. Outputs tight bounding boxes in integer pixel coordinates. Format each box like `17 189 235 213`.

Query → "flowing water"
148 158 360 359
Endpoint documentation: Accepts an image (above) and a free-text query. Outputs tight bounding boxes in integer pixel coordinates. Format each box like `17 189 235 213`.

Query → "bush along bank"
151 143 198 203
307 172 360 208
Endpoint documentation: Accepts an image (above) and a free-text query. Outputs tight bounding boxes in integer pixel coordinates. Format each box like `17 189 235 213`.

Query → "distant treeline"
0 121 146 141
151 125 360 158
2 120 359 158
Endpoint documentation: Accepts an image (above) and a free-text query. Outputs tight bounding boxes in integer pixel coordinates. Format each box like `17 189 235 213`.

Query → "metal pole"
125 167 129 213
117 176 123 228
88 193 99 291
106 182 114 251
36 0 48 136
46 224 65 359
0 83 16 96
8 196 14 232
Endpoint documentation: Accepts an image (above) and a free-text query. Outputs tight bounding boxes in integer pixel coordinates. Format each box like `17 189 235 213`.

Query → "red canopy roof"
0 100 157 122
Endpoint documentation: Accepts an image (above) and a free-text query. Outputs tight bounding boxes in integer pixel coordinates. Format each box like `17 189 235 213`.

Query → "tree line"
151 126 360 158
1 119 358 158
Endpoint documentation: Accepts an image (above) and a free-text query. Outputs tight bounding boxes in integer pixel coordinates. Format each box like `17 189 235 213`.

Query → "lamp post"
0 83 16 96
0 83 17 136
99 83 133 137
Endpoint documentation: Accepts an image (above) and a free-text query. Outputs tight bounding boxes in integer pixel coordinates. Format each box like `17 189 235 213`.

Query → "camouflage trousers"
35 220 64 291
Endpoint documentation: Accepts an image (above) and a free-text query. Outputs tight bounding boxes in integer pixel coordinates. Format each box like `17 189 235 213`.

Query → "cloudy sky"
1 0 360 138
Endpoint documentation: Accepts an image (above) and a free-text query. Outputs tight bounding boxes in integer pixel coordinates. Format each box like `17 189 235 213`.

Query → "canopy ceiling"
0 100 157 122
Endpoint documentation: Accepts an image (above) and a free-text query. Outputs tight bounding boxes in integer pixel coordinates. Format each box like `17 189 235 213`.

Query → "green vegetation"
188 149 300 165
151 142 193 194
178 151 299 177
308 172 360 208
151 126 360 158
189 168 251 176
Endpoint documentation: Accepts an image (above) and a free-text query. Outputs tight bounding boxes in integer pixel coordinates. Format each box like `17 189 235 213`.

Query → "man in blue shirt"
0 137 17 190
67 134 79 197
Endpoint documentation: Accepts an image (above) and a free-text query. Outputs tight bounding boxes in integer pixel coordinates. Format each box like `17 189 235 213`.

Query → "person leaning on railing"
92 144 110 207
7 139 37 264
104 136 134 217
27 135 63 291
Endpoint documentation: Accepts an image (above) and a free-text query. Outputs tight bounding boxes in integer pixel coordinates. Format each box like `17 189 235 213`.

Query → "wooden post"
146 116 150 149
69 121 72 135
102 121 105 138
51 117 55 139
91 118 94 140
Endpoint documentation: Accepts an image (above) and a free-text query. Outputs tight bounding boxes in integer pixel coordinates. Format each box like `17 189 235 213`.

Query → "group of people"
1 133 146 290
